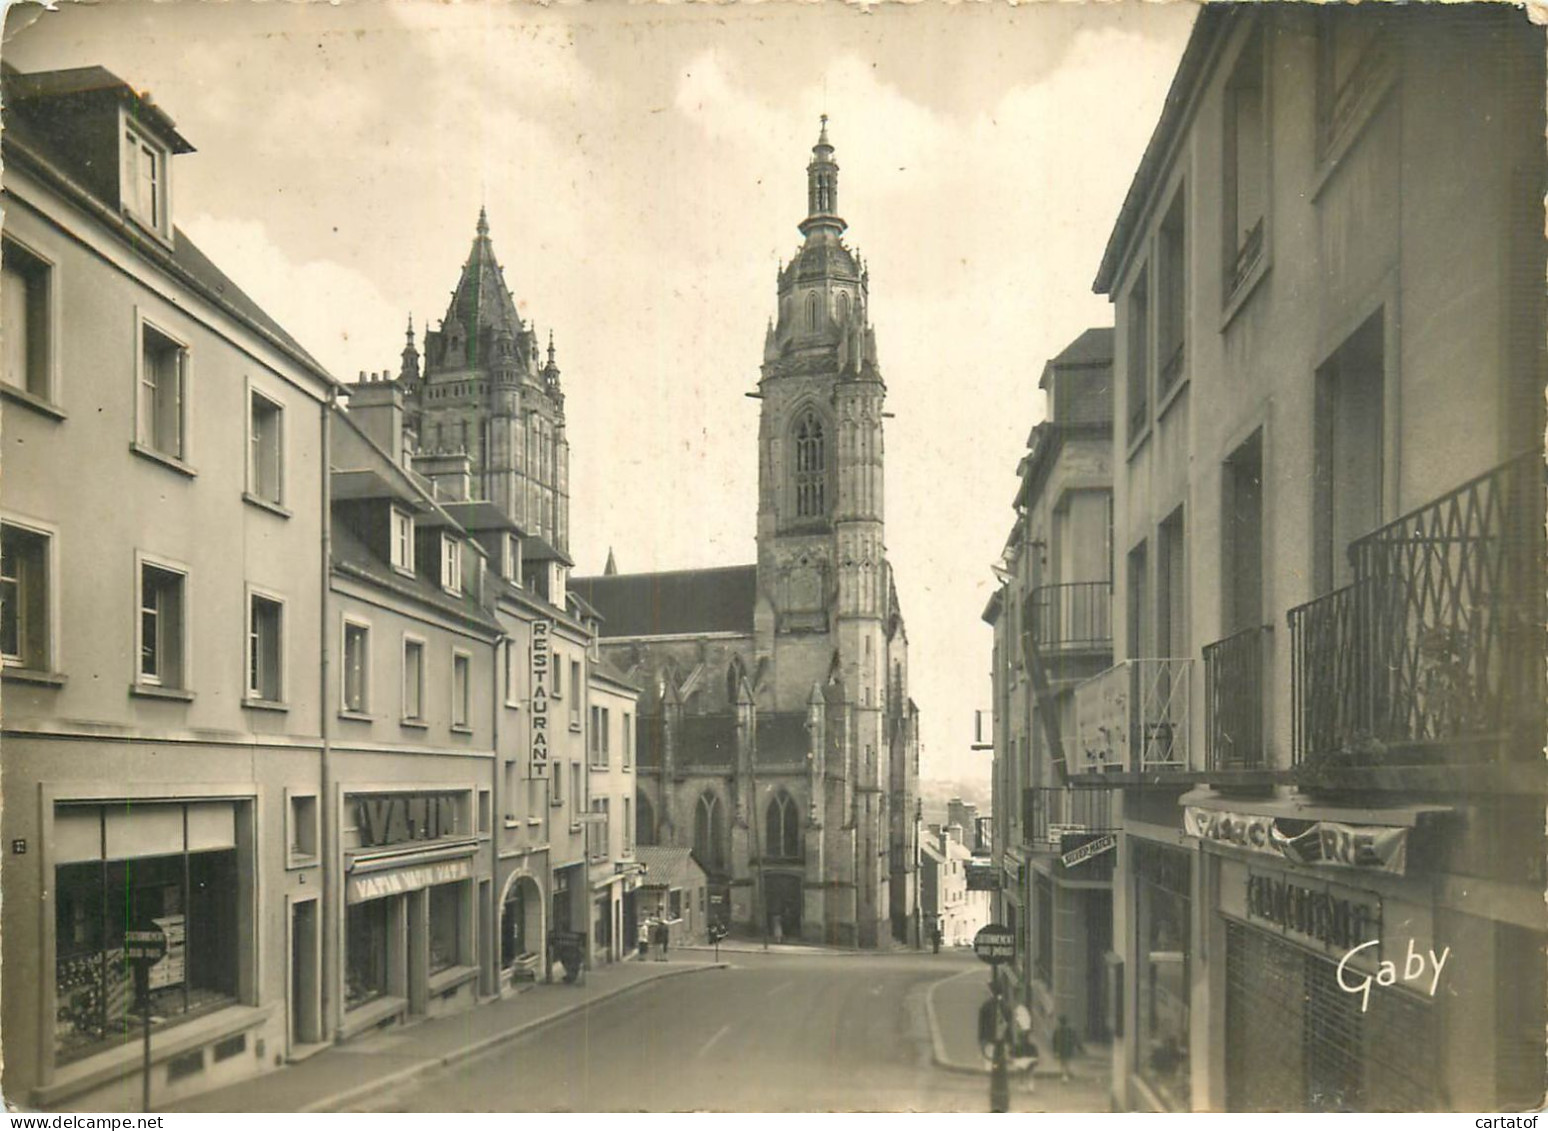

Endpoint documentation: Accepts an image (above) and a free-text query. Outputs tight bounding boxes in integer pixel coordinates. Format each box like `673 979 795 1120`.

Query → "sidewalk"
677 936 895 958
924 965 1109 1081
163 957 726 1113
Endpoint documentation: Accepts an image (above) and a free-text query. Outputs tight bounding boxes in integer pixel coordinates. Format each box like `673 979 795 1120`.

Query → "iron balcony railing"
1029 581 1113 652
1023 786 1116 847
1203 624 1273 771
1289 452 1546 768
1072 658 1193 774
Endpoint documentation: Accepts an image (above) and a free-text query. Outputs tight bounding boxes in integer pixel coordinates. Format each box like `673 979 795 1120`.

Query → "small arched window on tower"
836 291 850 325
794 411 827 519
806 293 820 332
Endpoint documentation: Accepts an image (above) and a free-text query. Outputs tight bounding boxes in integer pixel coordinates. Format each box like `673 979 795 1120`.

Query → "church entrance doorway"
764 872 803 939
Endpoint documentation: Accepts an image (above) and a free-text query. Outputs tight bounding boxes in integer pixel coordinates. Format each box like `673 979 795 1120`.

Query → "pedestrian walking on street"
1052 1015 1083 1082
637 919 650 961
655 918 669 962
772 913 784 945
932 921 942 954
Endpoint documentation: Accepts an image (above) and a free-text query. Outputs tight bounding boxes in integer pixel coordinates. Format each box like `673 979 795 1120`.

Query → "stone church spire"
439 208 524 371
399 314 420 381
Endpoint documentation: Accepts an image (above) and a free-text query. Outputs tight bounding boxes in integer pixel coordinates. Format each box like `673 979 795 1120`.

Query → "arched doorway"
499 873 543 981
764 872 803 938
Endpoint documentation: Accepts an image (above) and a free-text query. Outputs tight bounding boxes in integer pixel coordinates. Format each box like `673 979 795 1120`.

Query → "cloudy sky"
5 0 1196 787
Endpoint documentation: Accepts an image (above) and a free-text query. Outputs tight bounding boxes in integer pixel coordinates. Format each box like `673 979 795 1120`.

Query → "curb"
925 967 993 1077
299 962 728 1113
922 968 1104 1081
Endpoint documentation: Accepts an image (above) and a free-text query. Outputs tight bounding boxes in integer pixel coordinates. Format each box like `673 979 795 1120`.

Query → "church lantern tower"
754 119 892 946
408 208 571 552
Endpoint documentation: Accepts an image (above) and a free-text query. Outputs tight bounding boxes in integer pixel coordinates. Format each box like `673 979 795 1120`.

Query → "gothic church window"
836 291 849 325
794 411 827 519
767 791 801 859
694 791 726 873
806 293 819 331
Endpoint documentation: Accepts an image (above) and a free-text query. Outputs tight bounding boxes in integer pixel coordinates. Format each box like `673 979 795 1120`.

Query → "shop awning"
1178 789 1450 828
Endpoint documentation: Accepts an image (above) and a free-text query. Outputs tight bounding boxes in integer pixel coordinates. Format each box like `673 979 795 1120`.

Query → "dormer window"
122 122 169 237
503 533 522 584
441 535 463 596
391 508 414 575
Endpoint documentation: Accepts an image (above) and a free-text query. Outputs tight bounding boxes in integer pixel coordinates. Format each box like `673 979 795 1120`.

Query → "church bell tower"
754 118 889 748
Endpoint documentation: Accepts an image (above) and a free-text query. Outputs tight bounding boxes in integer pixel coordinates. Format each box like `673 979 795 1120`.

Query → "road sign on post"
972 923 1016 965
124 925 166 1113
125 929 168 964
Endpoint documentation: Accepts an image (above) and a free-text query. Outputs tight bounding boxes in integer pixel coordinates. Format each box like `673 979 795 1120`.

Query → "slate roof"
570 565 757 638
521 534 574 568
1038 326 1115 388
634 846 707 890
590 656 641 693
331 520 499 634
2 67 334 386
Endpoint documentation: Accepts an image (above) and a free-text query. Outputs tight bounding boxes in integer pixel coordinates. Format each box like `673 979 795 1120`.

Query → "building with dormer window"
0 65 338 1109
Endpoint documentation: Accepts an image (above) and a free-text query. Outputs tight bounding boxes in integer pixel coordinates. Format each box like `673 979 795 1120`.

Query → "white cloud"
181 214 402 381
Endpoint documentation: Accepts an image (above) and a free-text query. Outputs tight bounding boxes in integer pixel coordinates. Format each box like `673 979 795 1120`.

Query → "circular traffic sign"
973 923 1016 965
123 926 167 966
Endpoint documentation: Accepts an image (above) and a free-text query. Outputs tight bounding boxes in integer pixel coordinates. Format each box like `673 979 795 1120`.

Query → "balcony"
1071 658 1193 777
1288 453 1545 789
1203 624 1273 773
1028 581 1113 653
1023 785 1116 847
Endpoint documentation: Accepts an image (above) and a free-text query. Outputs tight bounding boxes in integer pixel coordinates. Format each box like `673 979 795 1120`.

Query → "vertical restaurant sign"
531 619 552 778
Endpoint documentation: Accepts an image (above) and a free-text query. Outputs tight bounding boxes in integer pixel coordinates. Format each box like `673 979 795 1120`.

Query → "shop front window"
429 883 463 974
1134 840 1191 1110
346 899 391 1009
52 803 240 1063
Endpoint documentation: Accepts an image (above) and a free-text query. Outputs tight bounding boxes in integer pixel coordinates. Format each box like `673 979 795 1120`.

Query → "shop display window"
428 883 463 974
1134 841 1191 1110
53 804 240 1063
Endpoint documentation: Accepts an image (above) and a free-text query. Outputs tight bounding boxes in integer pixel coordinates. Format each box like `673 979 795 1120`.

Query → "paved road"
353 949 1105 1113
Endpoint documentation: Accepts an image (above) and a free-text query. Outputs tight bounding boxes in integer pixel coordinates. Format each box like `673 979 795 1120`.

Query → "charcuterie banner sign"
1183 807 1408 875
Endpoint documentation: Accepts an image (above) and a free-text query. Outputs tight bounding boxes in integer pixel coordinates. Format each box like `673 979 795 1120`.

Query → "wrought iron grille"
1289 452 1545 766
1203 624 1273 770
1029 581 1113 651
1072 658 1192 772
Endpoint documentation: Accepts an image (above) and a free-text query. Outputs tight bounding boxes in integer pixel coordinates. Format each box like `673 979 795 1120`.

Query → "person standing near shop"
637 918 650 961
1052 1015 1083 1082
